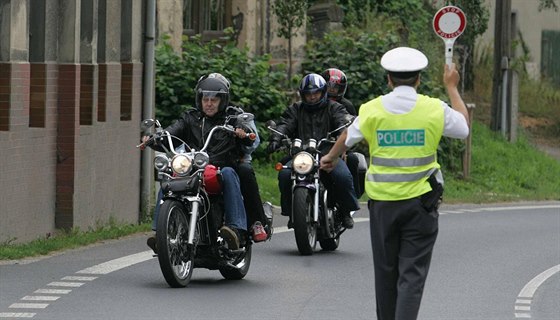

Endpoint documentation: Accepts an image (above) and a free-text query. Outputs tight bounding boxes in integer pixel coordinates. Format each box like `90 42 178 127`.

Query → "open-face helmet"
195 74 230 112
322 68 347 100
299 73 328 110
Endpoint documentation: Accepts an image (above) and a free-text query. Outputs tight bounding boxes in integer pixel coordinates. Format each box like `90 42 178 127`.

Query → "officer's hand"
320 154 338 173
443 63 460 88
267 141 280 154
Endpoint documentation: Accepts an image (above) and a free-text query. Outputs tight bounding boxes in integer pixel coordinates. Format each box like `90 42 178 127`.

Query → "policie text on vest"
377 129 425 147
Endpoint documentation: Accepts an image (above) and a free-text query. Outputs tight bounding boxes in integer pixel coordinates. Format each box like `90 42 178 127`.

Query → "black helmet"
299 73 328 110
195 74 230 112
322 68 347 100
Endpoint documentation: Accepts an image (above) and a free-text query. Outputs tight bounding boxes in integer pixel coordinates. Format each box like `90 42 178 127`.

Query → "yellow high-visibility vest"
359 94 444 200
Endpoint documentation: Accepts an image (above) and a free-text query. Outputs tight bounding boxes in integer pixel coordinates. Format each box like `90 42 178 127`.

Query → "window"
183 0 232 41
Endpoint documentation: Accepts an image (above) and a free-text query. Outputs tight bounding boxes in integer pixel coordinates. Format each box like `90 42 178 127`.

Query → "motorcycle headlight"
153 154 169 171
194 152 209 168
171 154 192 176
292 152 314 174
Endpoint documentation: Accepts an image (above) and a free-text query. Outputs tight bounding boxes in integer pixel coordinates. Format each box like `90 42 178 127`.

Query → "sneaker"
252 221 267 242
341 213 354 229
220 226 240 250
146 236 158 254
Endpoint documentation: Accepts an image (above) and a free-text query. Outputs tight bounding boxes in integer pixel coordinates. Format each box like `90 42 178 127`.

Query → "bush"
155 32 291 157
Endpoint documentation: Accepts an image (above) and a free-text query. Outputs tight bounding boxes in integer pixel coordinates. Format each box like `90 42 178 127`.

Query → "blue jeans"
151 167 247 232
278 158 359 216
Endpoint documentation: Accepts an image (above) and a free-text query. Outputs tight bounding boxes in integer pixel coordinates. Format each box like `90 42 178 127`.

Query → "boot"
220 226 240 250
341 212 354 229
146 235 158 254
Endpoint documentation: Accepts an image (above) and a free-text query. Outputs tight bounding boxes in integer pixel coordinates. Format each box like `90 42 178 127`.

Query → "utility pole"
491 0 512 134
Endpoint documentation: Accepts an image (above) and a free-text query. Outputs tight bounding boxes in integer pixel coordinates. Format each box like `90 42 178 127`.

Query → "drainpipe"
141 0 156 220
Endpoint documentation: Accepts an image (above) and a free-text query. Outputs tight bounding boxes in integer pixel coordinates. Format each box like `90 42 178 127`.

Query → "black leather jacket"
157 107 253 167
337 97 357 116
270 100 352 147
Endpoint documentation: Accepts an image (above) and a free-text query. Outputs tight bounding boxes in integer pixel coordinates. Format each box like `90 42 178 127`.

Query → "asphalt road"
1 201 559 320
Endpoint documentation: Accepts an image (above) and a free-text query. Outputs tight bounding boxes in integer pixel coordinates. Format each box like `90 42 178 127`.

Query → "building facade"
0 0 144 243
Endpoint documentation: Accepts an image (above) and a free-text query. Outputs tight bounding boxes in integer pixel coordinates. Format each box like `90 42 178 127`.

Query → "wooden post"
463 103 475 179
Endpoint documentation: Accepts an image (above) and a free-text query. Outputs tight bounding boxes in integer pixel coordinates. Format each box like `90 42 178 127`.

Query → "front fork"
185 196 200 245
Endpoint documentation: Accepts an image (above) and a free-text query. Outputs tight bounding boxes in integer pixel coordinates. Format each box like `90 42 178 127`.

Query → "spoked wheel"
319 190 340 251
156 200 194 288
219 243 252 280
293 188 317 255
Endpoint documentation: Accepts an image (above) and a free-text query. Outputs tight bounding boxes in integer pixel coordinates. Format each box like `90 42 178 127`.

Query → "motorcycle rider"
267 73 359 229
143 73 253 250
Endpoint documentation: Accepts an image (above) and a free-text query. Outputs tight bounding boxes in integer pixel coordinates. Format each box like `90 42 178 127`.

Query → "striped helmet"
298 73 328 110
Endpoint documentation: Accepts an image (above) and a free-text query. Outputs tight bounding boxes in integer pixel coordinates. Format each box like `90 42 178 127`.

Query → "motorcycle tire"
293 187 317 255
156 199 194 288
319 237 339 251
219 243 252 280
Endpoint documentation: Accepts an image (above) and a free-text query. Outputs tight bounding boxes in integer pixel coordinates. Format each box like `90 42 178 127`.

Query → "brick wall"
0 62 142 244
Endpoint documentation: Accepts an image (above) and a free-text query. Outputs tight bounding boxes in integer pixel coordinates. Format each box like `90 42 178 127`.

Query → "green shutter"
541 30 560 87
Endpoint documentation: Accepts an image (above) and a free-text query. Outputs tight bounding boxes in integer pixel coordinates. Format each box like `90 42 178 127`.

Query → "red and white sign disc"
433 6 466 39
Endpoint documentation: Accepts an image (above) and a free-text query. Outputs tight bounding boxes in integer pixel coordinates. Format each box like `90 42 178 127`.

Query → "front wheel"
156 199 194 288
293 188 317 255
219 244 252 280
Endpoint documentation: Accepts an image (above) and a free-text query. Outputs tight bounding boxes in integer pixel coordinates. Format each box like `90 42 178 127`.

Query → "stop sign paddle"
433 6 466 66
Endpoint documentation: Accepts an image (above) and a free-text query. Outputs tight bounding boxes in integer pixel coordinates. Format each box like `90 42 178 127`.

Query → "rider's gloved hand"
267 140 280 154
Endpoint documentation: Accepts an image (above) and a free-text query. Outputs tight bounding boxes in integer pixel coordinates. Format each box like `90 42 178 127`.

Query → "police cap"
380 47 428 73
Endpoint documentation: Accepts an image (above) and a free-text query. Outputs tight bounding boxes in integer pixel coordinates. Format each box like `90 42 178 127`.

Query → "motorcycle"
137 112 268 287
267 119 355 255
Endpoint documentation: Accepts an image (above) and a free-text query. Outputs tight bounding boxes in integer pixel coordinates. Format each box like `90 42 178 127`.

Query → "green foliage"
443 122 560 203
154 32 290 129
302 28 399 105
272 0 309 39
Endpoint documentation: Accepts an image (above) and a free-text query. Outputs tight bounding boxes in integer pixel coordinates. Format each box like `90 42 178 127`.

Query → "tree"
272 0 308 82
444 0 489 92
539 0 558 11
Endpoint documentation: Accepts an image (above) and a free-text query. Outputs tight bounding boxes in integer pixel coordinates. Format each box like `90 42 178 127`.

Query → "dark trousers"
236 162 268 228
368 198 439 320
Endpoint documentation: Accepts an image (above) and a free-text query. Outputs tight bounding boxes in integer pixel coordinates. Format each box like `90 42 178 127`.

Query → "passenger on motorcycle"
322 68 357 116
322 68 366 199
267 73 360 229
143 74 254 250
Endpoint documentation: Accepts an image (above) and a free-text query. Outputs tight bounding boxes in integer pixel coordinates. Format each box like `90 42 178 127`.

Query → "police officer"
320 47 469 320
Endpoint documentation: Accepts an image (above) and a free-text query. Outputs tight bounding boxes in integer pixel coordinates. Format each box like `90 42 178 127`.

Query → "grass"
0 219 151 261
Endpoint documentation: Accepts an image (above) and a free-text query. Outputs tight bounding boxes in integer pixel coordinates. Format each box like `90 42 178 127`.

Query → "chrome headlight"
171 154 192 175
153 154 169 171
194 152 209 168
292 152 314 174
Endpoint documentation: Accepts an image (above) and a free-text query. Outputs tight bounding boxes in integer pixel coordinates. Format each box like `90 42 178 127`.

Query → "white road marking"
61 276 96 281
21 296 59 301
0 313 36 318
34 289 71 294
47 282 84 287
8 304 47 309
514 264 560 318
76 251 154 275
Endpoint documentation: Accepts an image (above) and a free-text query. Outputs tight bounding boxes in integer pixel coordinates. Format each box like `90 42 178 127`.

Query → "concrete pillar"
56 0 81 229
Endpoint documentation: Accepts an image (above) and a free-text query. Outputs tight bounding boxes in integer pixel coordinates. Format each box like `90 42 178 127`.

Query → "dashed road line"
34 289 71 294
47 281 84 287
514 264 560 318
20 296 59 301
0 313 35 318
